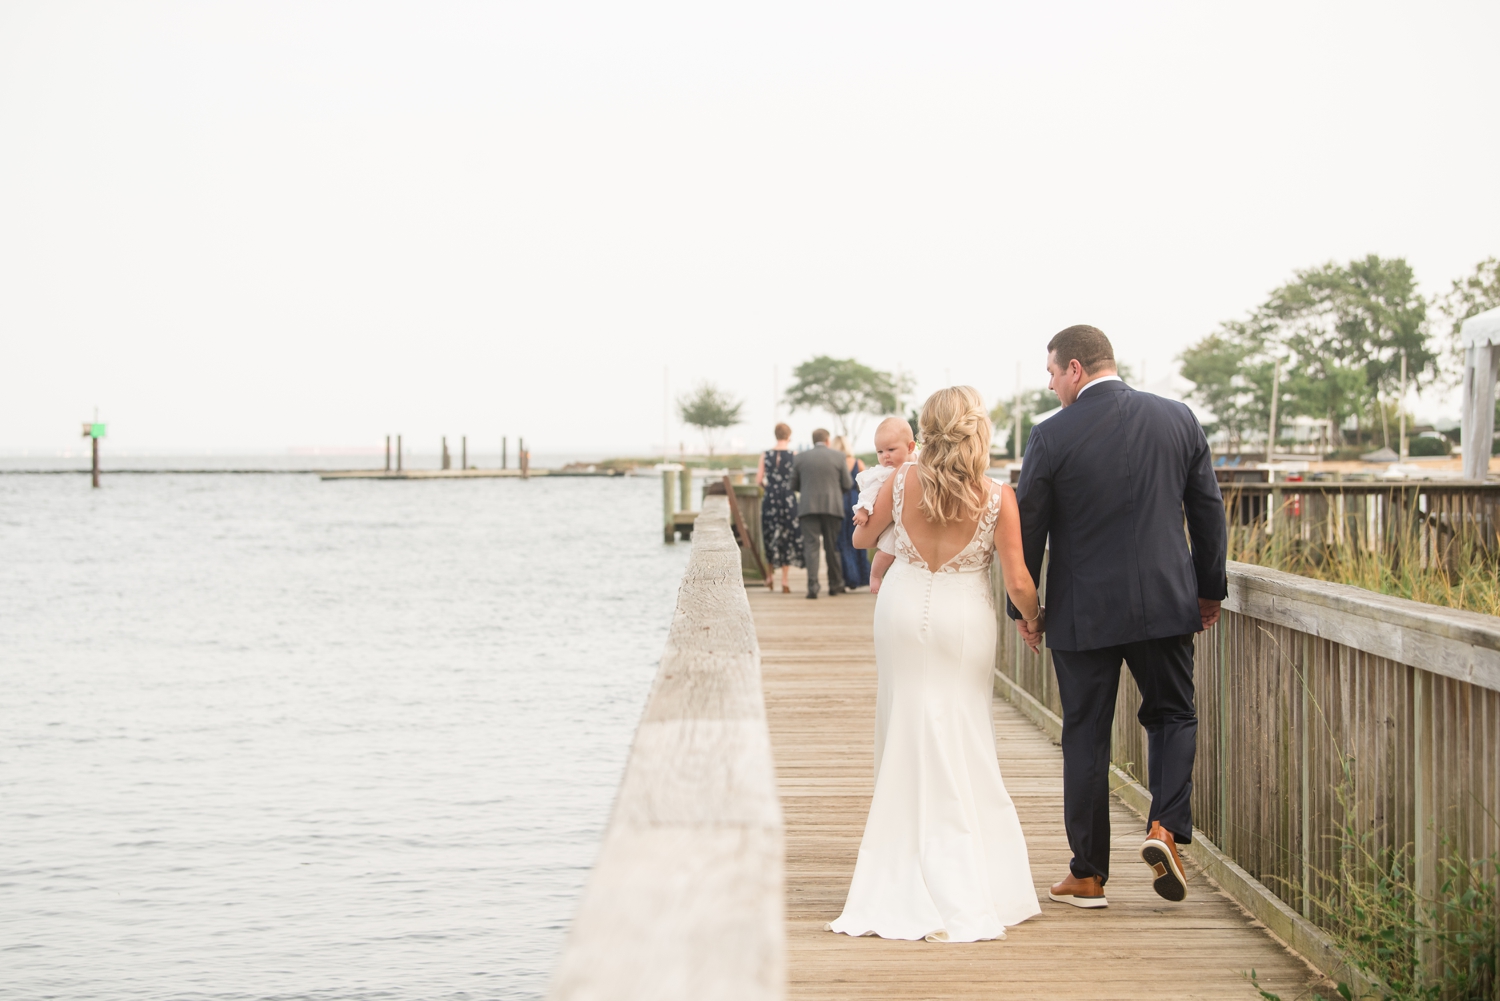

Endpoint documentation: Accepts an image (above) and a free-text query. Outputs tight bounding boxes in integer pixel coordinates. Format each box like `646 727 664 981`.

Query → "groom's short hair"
812 428 830 444
1048 325 1115 375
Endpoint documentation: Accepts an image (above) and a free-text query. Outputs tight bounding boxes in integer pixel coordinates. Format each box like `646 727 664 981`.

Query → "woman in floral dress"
757 423 803 593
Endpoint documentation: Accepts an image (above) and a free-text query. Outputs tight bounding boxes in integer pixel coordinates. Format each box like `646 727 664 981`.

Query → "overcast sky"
2 1 1496 456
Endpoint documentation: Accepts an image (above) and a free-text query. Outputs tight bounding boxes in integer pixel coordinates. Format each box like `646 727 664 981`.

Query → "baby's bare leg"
868 551 896 595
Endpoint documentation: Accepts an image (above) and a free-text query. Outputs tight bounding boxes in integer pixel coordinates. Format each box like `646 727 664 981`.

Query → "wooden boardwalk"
749 569 1328 1001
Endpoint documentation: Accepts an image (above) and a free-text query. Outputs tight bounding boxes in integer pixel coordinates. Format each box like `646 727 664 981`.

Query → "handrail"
548 495 785 1001
1225 560 1500 691
993 559 1500 994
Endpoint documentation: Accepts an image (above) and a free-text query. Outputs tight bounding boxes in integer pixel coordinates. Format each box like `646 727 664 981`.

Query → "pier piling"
662 467 677 542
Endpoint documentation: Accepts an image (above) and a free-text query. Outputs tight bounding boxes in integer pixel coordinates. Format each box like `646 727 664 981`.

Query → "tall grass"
1230 520 1500 618
1252 771 1498 1001
1233 510 1500 999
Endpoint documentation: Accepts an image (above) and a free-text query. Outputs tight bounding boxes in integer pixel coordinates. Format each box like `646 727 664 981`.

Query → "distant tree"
677 382 743 458
989 388 1058 459
1179 255 1433 453
1436 257 1500 384
1179 323 1263 452
1265 255 1432 449
784 356 914 443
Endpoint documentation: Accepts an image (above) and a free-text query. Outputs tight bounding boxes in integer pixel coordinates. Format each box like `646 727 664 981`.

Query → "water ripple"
0 473 688 1000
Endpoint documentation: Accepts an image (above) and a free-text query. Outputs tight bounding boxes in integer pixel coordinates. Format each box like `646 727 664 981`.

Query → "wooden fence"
549 495 784 1001
994 559 1500 991
1222 482 1500 564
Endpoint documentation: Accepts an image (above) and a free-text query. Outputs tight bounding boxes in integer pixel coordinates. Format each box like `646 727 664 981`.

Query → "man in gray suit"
791 428 854 599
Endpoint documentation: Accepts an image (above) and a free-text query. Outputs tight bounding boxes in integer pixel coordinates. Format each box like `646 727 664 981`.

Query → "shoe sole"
1047 890 1108 909
1141 839 1187 902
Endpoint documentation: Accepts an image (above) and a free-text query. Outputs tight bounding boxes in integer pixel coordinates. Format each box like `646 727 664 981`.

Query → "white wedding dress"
828 465 1041 942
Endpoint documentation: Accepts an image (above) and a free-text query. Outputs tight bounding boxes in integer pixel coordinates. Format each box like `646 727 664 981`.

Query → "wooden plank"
753 569 1327 1000
548 496 784 1001
1225 560 1500 692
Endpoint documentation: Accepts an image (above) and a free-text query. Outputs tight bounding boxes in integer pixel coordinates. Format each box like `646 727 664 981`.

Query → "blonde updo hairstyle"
916 386 992 525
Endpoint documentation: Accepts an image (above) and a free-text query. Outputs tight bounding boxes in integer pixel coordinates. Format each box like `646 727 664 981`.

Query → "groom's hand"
1198 598 1221 630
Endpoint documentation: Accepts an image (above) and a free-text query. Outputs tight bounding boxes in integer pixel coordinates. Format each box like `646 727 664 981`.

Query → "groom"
1009 325 1226 908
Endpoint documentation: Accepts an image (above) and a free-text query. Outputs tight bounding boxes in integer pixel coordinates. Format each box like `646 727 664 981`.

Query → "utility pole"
1399 350 1408 461
502 437 508 470
1013 362 1023 461
461 435 467 471
397 435 403 472
385 435 391 473
1266 358 1281 464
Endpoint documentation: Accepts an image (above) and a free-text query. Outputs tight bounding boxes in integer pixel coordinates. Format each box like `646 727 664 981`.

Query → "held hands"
1016 607 1045 653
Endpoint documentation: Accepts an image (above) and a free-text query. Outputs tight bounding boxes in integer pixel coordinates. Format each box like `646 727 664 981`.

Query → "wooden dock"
749 568 1326 1001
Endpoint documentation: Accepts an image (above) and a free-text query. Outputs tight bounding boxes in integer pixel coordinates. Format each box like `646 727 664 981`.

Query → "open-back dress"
828 463 1041 942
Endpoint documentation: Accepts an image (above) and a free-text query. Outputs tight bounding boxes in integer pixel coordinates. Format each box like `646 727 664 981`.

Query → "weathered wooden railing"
1222 482 1500 562
994 559 1500 989
549 495 784 1001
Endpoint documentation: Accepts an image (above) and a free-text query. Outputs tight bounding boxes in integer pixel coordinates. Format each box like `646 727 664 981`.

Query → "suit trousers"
799 514 845 597
1050 634 1197 883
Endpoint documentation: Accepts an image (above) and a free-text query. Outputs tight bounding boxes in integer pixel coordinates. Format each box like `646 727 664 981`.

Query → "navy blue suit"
1009 379 1226 882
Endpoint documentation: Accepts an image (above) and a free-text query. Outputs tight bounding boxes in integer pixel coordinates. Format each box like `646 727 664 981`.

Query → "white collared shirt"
1075 374 1122 399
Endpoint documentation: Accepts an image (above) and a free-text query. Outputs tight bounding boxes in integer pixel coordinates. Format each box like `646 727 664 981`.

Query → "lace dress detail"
890 462 1002 574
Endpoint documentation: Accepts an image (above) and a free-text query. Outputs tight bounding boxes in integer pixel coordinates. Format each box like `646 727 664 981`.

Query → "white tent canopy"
1460 305 1500 480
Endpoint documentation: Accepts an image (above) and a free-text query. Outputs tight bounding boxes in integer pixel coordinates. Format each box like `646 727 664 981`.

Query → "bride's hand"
1017 618 1041 653
1016 606 1045 652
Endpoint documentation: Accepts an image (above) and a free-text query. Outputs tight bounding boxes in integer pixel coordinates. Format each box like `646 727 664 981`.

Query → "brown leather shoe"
1048 872 1108 909
1141 821 1188 902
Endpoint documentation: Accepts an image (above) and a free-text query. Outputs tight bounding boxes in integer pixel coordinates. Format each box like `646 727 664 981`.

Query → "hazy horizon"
4 1 1496 457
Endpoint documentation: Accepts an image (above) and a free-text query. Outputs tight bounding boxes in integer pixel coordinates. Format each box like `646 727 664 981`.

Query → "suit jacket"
1009 380 1227 651
790 444 854 518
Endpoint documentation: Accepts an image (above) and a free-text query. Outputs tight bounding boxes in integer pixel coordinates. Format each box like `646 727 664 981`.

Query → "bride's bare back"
852 459 1040 641
896 465 988 569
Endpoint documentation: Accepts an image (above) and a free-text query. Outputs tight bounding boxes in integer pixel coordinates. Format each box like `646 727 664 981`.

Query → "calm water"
1 472 689 1000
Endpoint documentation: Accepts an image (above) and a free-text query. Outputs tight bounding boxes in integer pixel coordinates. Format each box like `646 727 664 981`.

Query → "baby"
852 416 918 595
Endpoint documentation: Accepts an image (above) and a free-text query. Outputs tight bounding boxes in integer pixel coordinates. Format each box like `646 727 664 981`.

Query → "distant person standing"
791 428 854 599
831 435 871 590
758 423 804 594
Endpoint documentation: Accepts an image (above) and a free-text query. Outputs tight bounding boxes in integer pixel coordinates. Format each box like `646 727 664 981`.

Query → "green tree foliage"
677 382 743 457
784 356 913 442
1179 255 1435 452
1436 257 1500 383
1178 321 1276 452
989 388 1058 459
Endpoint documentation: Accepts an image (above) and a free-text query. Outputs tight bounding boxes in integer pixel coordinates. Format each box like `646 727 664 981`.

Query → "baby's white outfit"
855 464 898 556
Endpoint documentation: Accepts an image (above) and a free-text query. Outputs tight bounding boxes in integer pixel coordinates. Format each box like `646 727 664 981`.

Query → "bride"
831 386 1045 943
